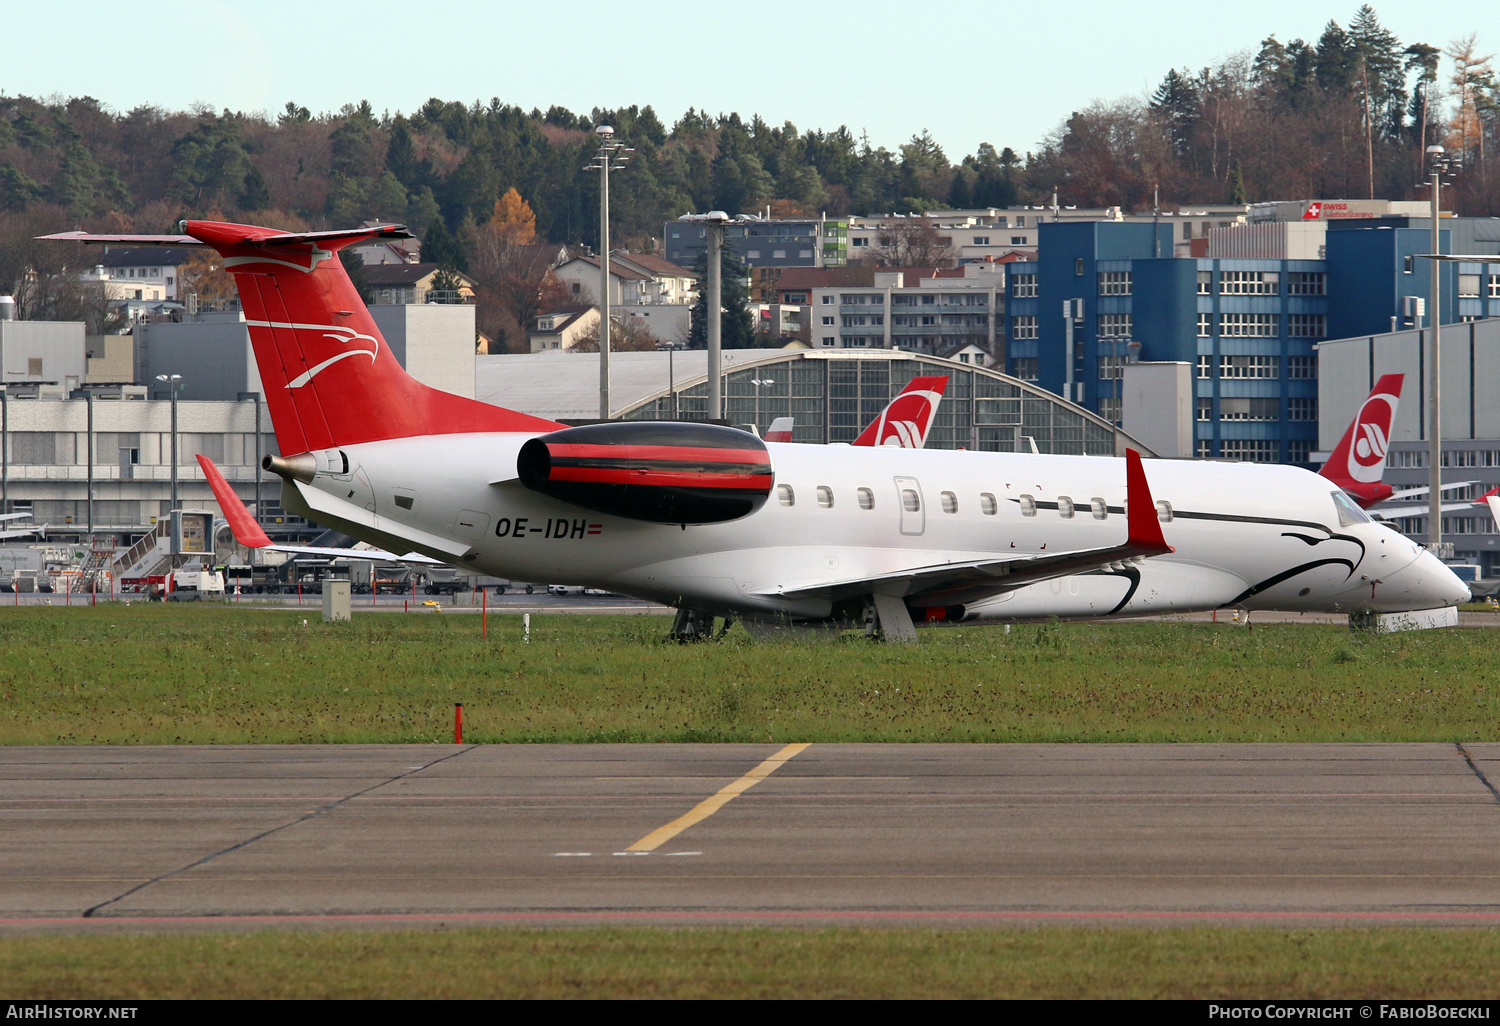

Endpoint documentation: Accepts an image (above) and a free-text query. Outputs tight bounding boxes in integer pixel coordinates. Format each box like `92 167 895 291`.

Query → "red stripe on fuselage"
546 443 769 465
549 467 774 490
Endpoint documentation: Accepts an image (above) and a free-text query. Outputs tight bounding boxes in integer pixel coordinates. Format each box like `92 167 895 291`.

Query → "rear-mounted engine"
517 422 773 525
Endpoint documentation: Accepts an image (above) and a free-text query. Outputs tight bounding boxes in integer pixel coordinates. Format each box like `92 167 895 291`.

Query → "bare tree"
875 217 957 267
570 315 661 352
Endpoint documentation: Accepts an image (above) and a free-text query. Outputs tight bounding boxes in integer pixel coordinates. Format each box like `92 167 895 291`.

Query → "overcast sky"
3 0 1493 159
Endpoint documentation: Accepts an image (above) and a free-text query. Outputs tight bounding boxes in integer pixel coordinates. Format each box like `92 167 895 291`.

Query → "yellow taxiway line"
625 743 811 852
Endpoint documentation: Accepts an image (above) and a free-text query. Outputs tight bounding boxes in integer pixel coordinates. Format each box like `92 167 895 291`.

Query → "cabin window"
980 493 997 515
1156 500 1173 523
1019 494 1037 517
901 489 921 513
1090 497 1108 520
1057 496 1075 519
816 485 834 509
940 491 958 514
778 484 795 507
857 487 874 510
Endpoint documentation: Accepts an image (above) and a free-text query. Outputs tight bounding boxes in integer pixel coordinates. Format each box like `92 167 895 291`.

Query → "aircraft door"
894 476 925 536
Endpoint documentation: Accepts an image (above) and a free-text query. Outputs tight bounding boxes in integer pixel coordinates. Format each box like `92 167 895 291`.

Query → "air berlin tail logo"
245 321 381 389
876 390 943 447
1347 392 1397 483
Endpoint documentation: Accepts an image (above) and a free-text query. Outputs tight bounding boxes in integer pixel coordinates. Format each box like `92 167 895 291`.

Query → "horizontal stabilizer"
40 224 413 249
197 454 440 565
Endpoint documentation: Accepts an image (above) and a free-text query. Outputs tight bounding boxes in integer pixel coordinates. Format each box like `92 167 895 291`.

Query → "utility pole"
678 211 735 421
585 126 633 421
707 221 723 421
156 374 182 512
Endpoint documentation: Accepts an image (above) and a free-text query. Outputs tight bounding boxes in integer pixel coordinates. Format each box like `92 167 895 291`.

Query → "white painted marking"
663 851 703 857
553 852 593 857
612 851 650 857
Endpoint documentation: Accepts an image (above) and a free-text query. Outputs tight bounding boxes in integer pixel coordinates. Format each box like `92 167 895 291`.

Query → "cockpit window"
1331 490 1371 527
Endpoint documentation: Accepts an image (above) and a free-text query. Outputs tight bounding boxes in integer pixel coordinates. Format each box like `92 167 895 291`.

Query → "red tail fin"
1320 373 1403 508
853 375 948 448
45 221 562 456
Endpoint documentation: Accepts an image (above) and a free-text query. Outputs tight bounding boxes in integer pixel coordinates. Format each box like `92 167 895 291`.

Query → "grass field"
5 926 1500 999
0 605 1497 744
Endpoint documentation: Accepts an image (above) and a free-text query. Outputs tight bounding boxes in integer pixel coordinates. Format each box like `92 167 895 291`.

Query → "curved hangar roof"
474 349 1150 456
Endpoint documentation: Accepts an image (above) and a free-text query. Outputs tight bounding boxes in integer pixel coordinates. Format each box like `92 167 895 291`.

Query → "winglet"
197 455 272 548
1125 448 1173 554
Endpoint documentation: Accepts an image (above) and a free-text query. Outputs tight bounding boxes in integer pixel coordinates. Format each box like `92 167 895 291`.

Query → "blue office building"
1003 219 1484 465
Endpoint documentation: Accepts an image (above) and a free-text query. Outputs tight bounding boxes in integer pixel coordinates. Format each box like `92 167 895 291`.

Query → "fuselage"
277 433 1470 624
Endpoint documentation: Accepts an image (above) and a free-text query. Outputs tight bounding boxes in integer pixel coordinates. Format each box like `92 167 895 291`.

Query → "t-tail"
763 417 794 443
43 221 561 457
1319 373 1403 508
852 375 948 448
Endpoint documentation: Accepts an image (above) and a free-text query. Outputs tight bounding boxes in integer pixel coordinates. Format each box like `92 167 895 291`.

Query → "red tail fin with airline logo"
1320 373 1403 508
43 221 562 456
853 376 948 448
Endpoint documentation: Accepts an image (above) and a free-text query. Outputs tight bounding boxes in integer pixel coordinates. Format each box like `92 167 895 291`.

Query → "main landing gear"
669 607 735 643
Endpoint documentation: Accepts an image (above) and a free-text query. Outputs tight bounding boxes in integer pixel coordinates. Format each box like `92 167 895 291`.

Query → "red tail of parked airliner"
43 221 561 455
853 376 948 448
1319 373 1403 508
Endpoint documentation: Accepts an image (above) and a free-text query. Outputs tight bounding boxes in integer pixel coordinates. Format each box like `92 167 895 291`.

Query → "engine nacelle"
516 422 773 524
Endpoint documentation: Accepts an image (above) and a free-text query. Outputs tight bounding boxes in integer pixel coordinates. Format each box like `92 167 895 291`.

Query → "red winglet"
197 455 272 548
1125 448 1173 554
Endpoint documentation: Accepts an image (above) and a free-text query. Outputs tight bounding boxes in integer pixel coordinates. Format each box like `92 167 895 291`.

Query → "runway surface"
5 743 1500 933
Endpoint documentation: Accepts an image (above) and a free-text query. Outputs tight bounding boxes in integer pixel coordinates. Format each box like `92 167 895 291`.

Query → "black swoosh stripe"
1225 558 1359 607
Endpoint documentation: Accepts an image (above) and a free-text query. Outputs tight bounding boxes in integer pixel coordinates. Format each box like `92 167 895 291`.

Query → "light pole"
585 125 633 421
656 341 685 419
155 374 182 512
1423 145 1459 556
751 378 775 431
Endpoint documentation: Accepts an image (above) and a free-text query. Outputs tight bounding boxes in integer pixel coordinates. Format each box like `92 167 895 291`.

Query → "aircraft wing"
1384 481 1477 501
0 512 33 523
0 526 42 541
196 455 443 566
760 449 1173 604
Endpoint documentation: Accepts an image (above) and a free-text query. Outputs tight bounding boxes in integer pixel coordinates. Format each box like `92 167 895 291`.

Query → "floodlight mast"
585 126 633 420
1424 145 1459 556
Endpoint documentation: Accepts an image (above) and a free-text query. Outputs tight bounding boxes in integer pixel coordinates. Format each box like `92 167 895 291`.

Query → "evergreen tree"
239 164 271 210
340 248 372 304
688 249 757 350
422 216 467 271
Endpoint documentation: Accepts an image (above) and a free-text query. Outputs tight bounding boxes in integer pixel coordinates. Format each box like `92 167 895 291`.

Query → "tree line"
0 5 1493 344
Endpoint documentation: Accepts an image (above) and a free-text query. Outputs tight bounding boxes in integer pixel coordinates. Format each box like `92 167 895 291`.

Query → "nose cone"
1404 549 1472 608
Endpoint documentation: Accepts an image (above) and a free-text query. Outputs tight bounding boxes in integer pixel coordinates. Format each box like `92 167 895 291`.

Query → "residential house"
363 264 476 306
528 307 601 352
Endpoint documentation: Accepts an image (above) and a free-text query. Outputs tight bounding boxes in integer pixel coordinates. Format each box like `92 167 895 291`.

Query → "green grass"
0 605 1497 744
4 926 1499 998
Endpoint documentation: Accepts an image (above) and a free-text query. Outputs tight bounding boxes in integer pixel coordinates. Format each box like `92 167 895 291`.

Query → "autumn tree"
464 188 567 350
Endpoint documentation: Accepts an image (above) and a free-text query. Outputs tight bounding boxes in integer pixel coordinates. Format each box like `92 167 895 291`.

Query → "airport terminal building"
474 348 1142 456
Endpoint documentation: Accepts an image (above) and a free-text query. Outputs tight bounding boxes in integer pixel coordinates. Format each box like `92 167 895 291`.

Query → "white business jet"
44 221 1469 638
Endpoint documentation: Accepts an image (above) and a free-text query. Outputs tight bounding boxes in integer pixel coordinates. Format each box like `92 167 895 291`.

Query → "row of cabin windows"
775 484 1175 523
